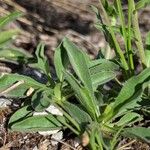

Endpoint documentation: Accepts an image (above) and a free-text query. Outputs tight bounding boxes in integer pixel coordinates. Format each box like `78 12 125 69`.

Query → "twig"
51 138 77 150
117 140 136 150
0 80 24 96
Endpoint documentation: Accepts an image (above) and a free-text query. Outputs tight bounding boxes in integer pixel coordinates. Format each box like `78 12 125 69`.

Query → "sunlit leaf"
0 29 20 45
123 127 150 143
10 114 63 132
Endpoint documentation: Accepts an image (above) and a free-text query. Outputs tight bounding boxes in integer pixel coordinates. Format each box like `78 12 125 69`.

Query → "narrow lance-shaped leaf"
0 29 20 45
62 38 93 93
0 11 22 28
91 71 116 90
114 112 142 126
9 106 33 128
64 71 99 120
102 68 150 122
114 68 150 108
135 0 150 11
123 127 150 144
0 48 32 63
9 114 64 132
54 43 69 81
62 101 92 125
0 73 50 98
0 73 47 90
54 38 100 116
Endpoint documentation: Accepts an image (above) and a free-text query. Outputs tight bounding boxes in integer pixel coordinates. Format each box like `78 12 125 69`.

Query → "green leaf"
0 73 49 98
30 43 52 81
5 84 30 98
88 59 119 74
0 29 20 45
62 101 92 125
114 112 142 126
0 73 46 90
135 0 150 11
54 43 69 81
31 90 51 111
114 68 150 108
0 11 22 28
91 5 101 21
0 48 32 63
9 106 33 128
62 38 93 93
113 89 142 118
91 71 116 90
64 71 99 119
54 38 100 117
88 59 118 89
95 23 120 34
9 114 63 132
102 68 150 122
123 127 150 143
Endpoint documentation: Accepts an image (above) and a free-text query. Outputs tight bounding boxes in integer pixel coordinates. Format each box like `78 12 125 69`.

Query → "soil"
0 0 150 149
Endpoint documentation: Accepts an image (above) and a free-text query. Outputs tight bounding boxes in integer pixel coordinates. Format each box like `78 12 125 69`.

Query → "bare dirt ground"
0 0 150 149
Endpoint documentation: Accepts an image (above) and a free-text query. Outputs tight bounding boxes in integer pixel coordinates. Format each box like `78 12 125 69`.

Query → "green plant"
0 1 150 150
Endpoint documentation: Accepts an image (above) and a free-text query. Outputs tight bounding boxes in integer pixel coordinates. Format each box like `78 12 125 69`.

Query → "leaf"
88 59 118 89
64 71 99 119
5 84 30 98
135 0 150 11
31 90 51 111
102 68 150 122
113 89 142 118
62 38 93 93
30 43 53 85
0 48 32 63
54 38 100 116
9 106 33 128
9 114 63 132
114 112 142 126
123 127 150 143
114 68 150 108
0 73 49 98
0 29 20 45
91 71 116 90
88 59 119 74
62 101 92 125
0 11 22 28
95 23 120 35
0 73 46 90
54 43 69 81
90 5 101 21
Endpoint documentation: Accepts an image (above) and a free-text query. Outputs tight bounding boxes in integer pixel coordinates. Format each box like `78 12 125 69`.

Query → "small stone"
0 98 11 107
51 131 63 146
33 111 48 116
74 137 80 148
46 105 63 116
38 130 59 136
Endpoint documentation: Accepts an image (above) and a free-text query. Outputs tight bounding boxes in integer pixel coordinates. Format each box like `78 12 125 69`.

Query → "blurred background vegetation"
0 0 150 66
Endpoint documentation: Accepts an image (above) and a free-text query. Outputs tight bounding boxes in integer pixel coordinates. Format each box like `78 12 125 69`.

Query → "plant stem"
57 104 81 132
95 133 103 150
98 0 129 72
116 0 135 74
127 0 135 72
116 0 127 52
130 0 146 67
